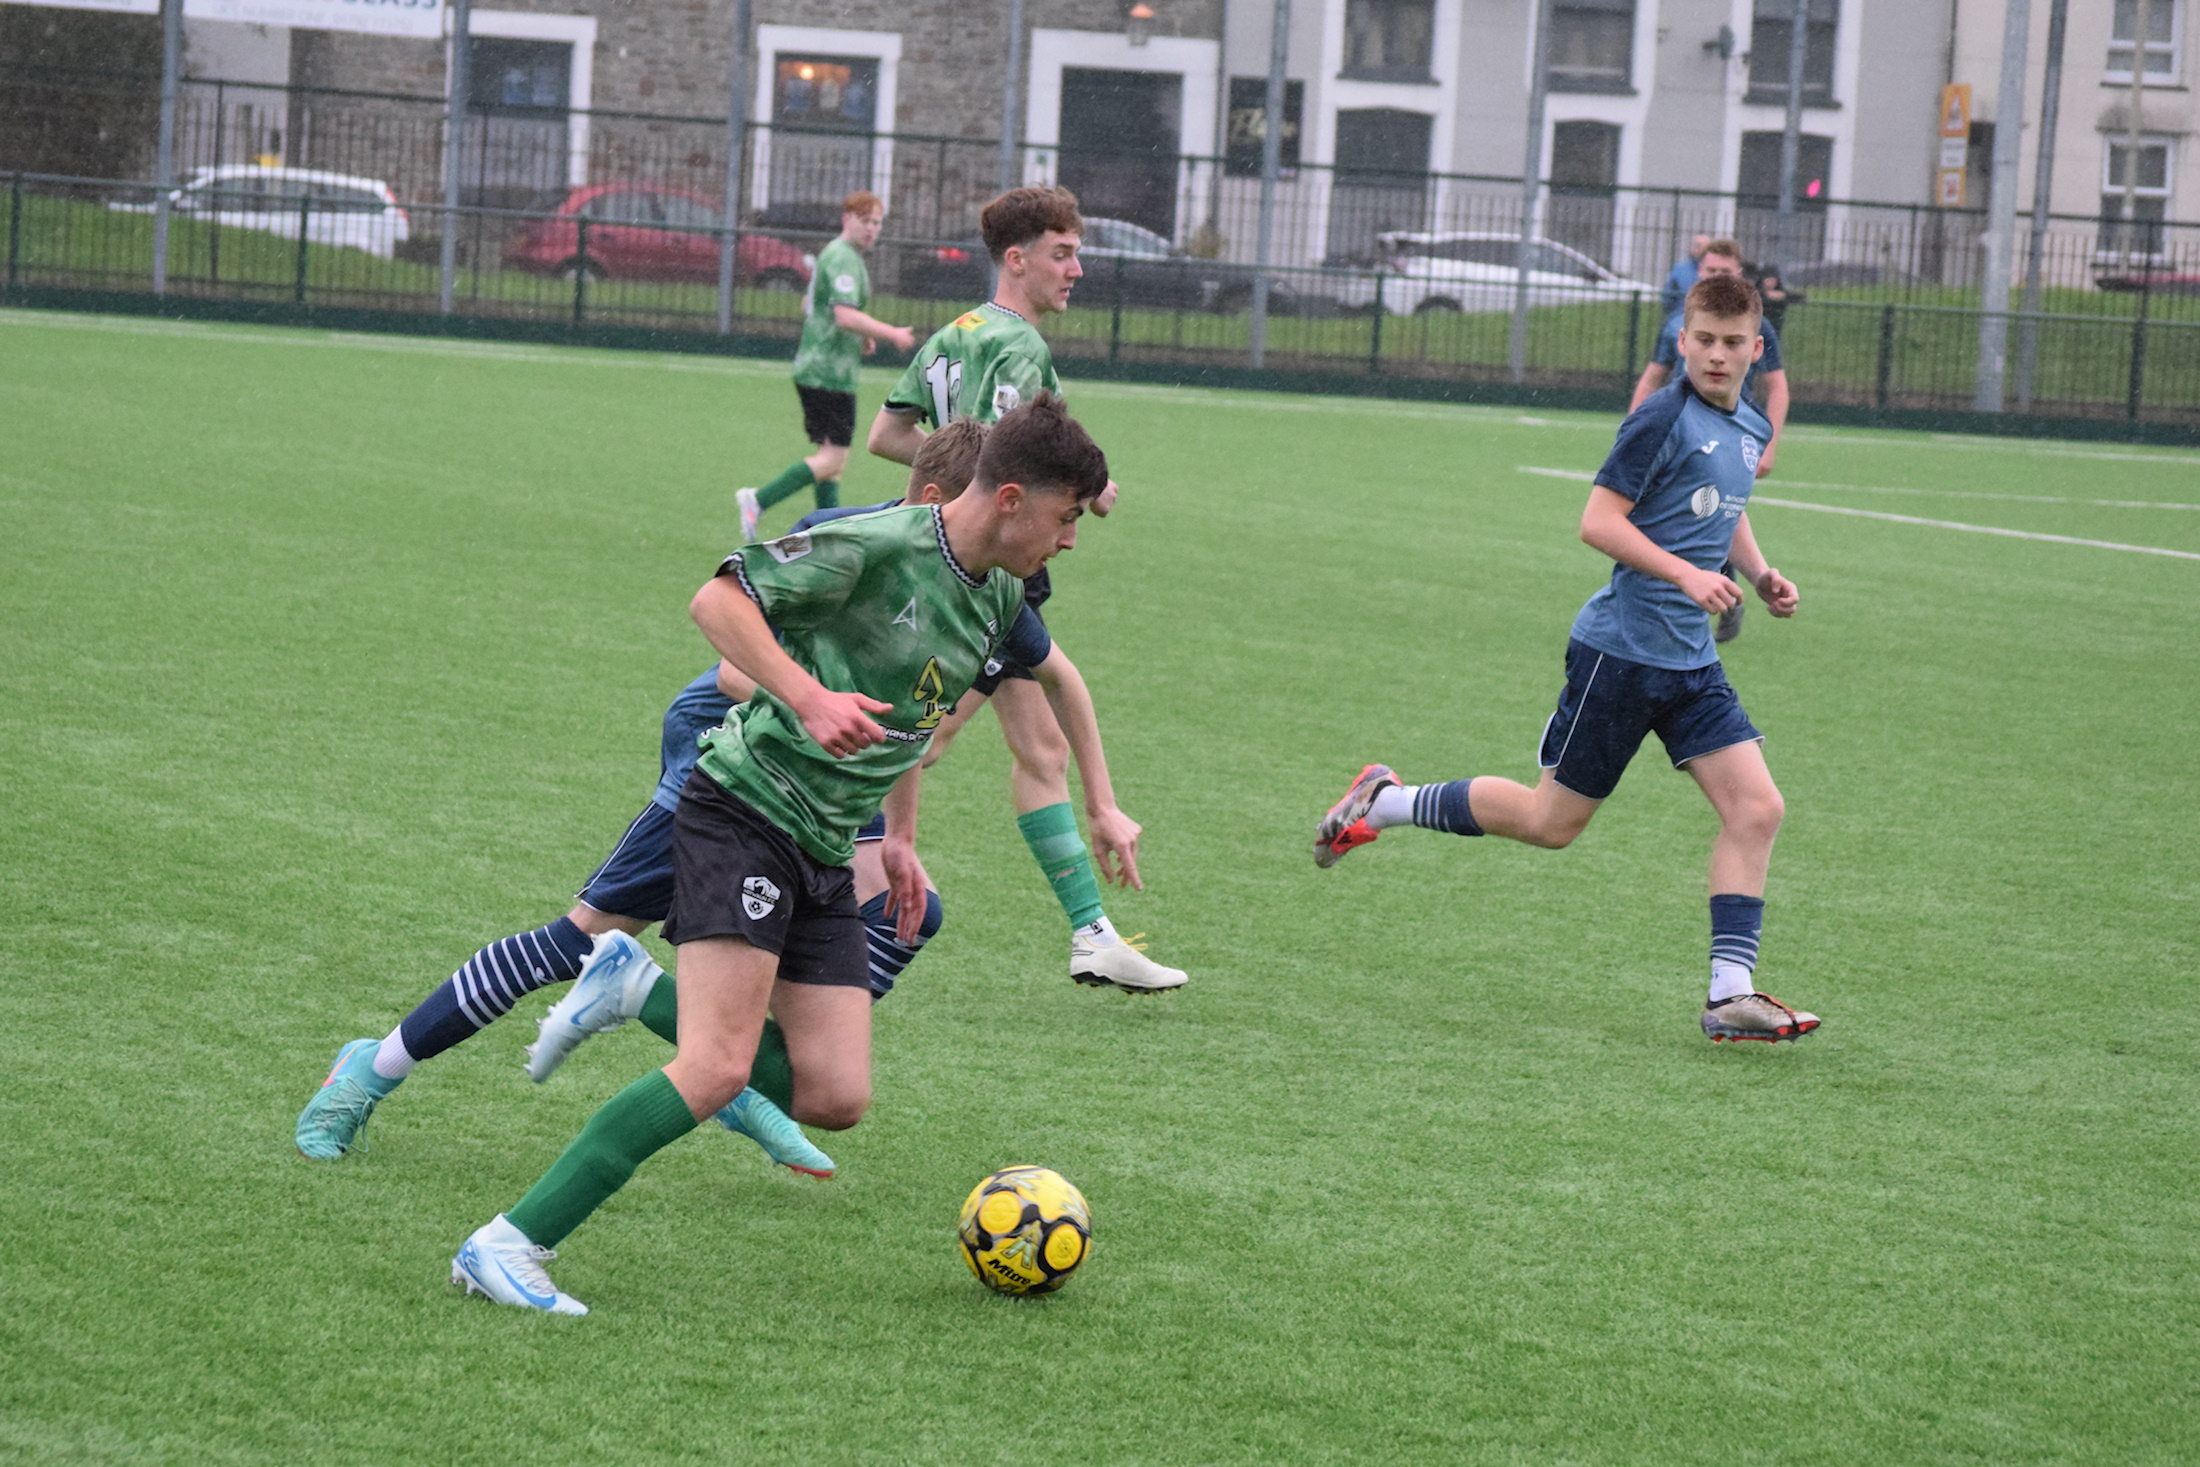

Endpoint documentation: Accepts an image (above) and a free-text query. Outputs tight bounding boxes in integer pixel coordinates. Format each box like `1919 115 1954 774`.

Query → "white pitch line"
1514 467 2200 560
1762 477 2200 512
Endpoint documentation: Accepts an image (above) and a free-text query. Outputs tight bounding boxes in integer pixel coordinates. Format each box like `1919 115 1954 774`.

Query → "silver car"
115 166 411 260
1342 232 1654 316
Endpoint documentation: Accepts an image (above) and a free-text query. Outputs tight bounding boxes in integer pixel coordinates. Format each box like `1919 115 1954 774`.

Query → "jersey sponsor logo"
1740 435 1761 475
741 875 782 921
913 656 949 730
953 311 987 331
765 533 812 563
992 383 1021 416
1697 439 1720 456
834 273 857 295
1690 485 1721 518
893 597 918 629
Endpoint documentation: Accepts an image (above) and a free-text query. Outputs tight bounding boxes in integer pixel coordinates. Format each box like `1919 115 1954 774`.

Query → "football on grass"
957 1166 1092 1296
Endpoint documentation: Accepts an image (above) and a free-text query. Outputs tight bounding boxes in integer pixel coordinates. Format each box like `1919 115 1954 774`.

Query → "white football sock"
1078 914 1122 946
373 1027 418 1081
1366 784 1417 830
1708 962 1756 1004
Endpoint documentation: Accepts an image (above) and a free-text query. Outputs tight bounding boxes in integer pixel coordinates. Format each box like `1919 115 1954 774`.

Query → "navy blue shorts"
1538 639 1761 801
577 799 883 923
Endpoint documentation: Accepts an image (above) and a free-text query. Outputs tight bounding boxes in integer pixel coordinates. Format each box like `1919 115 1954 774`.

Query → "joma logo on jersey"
912 656 949 730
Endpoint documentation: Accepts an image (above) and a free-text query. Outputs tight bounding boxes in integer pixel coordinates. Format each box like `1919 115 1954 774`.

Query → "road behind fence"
10 68 2200 429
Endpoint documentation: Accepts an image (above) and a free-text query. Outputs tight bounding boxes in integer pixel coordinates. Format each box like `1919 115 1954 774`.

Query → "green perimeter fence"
7 168 2200 431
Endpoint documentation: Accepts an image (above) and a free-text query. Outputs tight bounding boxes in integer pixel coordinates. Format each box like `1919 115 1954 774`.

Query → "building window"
2109 0 2179 83
1225 77 1303 177
1341 0 1435 83
772 56 880 131
1548 0 1635 94
1746 0 1838 107
468 38 569 118
2100 137 2172 256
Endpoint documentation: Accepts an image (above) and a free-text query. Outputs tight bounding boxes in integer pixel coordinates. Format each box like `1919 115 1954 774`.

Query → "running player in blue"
1314 271 1821 1044
295 427 997 1171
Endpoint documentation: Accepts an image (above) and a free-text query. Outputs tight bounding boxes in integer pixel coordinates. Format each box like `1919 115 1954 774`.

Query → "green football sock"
754 460 814 511
813 478 840 509
639 973 677 1045
507 1069 697 1247
1017 802 1105 929
637 976 792 1111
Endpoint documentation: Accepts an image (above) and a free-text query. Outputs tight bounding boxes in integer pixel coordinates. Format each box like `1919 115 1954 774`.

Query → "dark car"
897 216 1309 314
502 185 813 287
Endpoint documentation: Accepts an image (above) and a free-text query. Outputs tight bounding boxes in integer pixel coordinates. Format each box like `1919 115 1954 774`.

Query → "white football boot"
452 1214 587 1316
1070 925 1188 993
524 930 662 1083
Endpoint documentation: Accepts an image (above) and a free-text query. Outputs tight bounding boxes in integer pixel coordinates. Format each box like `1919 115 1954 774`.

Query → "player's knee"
1014 727 1070 785
800 1084 870 1132
918 889 944 943
1731 786 1784 844
670 1053 751 1116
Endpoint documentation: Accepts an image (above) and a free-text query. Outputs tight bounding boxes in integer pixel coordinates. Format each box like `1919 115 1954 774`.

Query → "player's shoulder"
1621 380 1693 442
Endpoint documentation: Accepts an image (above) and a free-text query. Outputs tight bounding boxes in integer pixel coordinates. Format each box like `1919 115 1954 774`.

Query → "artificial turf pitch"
2 308 2195 1464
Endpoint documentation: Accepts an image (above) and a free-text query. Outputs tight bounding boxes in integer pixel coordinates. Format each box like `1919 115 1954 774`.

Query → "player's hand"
863 337 877 356
1754 440 1777 478
880 839 932 943
1086 806 1144 890
1754 566 1799 617
1678 566 1743 614
793 688 892 757
1092 480 1119 517
888 325 916 353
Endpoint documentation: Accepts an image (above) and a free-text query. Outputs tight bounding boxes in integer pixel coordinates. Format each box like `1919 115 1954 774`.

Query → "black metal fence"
10 67 2200 425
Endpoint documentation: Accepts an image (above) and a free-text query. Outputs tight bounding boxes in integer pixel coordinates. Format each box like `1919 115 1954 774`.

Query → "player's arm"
714 659 757 703
1723 512 1798 617
689 576 888 756
1754 369 1789 478
1580 486 1741 615
1029 643 1143 891
831 304 915 354
1629 361 1669 412
877 763 931 942
868 406 926 466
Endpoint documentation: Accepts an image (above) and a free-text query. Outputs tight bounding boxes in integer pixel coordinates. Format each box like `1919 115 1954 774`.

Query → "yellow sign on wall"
1937 83 1971 208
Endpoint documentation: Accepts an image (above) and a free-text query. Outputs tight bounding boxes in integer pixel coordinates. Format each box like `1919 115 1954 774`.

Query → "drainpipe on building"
2015 0 2068 412
1249 0 1291 369
440 0 472 317
999 0 1026 193
1972 0 2029 413
1508 0 1555 386
718 0 752 336
151 0 181 297
2124 0 2150 247
1774 0 1810 271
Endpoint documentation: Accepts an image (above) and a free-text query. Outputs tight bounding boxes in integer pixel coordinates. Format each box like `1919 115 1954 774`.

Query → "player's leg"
743 389 851 538
803 440 849 510
454 934 775 1316
992 675 1186 992
295 803 674 1159
1680 738 1816 1042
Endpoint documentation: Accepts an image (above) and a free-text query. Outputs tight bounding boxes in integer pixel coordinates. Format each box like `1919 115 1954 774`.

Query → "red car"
502 184 812 287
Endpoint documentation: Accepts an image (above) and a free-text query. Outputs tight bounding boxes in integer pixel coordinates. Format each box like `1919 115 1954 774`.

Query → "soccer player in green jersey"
452 398 1111 1315
863 186 1184 994
738 191 916 542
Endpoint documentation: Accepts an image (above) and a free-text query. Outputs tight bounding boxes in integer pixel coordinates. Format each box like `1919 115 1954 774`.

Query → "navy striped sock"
858 889 943 1001
1709 894 1765 999
399 917 593 1062
1411 779 1483 836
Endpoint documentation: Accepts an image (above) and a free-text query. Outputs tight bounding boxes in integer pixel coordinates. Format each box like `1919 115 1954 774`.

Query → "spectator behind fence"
1659 234 1712 317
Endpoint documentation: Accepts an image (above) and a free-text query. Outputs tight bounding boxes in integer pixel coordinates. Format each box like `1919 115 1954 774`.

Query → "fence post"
1109 253 1123 363
7 173 21 294
574 216 590 327
210 83 225 287
2128 275 2151 422
1875 303 1896 413
1368 273 1384 375
293 192 311 305
1623 289 1641 380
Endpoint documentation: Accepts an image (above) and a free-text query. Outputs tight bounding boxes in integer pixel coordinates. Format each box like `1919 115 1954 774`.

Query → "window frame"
1340 0 1437 84
1546 0 1637 95
1744 0 1840 107
2107 0 2181 84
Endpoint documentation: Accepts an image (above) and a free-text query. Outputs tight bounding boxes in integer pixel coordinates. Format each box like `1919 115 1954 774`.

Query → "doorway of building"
1326 107 1431 263
1057 67 1183 239
1736 130 1831 264
1548 119 1619 266
466 37 571 210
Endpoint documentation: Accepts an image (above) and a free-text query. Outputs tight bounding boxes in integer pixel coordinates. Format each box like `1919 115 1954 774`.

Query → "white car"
114 166 411 259
1342 232 1655 316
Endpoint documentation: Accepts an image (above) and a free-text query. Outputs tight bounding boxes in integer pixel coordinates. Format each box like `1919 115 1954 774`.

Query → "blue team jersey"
1570 380 1772 671
1660 258 1699 317
1652 312 1781 407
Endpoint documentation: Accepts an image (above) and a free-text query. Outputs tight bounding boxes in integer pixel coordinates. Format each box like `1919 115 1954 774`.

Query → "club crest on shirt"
765 533 812 563
993 383 1021 415
1740 435 1761 475
742 875 782 921
1690 485 1721 518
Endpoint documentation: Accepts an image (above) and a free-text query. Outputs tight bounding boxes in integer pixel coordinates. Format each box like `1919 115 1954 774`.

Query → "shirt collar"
930 504 985 588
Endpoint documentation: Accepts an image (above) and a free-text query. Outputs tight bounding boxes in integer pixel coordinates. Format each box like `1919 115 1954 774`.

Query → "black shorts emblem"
742 875 782 920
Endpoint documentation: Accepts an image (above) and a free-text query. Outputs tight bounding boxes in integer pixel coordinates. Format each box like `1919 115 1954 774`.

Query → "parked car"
899 215 1311 314
501 185 813 287
1334 232 1654 315
111 165 410 259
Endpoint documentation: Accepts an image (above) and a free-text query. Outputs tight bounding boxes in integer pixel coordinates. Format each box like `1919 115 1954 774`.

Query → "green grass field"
2 308 2196 1464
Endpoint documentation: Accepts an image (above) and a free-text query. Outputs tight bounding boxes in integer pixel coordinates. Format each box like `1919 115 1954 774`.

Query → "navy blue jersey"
1660 257 1698 317
1652 312 1781 407
653 668 738 813
1571 380 1772 670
